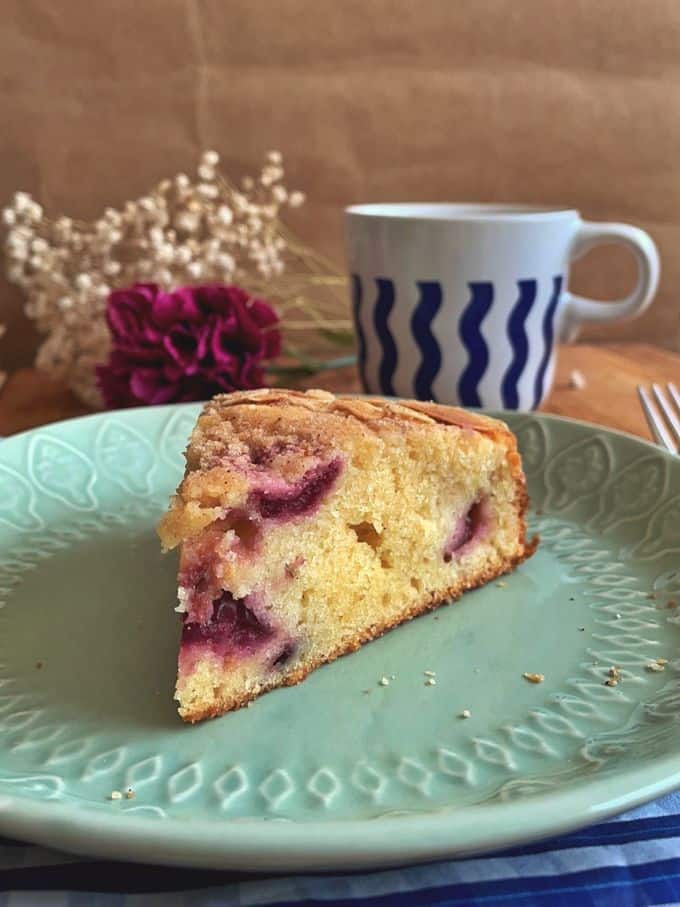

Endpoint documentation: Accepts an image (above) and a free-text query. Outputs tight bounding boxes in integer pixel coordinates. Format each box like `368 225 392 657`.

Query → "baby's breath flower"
175 212 199 233
155 267 173 286
103 260 121 276
198 164 215 181
198 183 219 199
2 148 313 405
216 205 233 226
272 185 288 204
216 252 235 272
156 243 175 264
262 165 283 185
13 191 31 212
174 245 192 265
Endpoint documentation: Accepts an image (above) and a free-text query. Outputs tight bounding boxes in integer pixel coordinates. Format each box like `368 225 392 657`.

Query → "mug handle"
559 221 660 342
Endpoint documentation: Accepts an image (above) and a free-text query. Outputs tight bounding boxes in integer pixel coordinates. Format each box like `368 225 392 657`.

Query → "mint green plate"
1 405 680 870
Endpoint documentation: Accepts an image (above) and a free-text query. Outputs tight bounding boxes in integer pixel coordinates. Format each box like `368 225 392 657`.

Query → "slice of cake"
158 389 536 722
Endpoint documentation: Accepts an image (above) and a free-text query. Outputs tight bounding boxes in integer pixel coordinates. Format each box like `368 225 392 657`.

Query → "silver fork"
637 383 680 453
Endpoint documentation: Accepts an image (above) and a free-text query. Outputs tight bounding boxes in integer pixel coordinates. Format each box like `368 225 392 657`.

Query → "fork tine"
652 383 680 446
667 381 680 413
638 385 678 453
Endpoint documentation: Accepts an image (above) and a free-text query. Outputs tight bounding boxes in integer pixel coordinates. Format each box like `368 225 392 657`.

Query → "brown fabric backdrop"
1 0 677 370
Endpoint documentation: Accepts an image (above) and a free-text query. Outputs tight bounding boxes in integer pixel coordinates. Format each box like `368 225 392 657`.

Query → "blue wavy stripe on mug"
373 278 398 396
533 275 563 409
411 281 443 399
350 274 368 389
457 281 494 406
501 279 538 409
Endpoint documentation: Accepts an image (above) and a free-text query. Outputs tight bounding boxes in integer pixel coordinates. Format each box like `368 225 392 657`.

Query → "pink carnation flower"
96 283 281 407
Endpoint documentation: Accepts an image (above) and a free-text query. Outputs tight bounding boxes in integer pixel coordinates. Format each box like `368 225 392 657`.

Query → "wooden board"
0 343 677 442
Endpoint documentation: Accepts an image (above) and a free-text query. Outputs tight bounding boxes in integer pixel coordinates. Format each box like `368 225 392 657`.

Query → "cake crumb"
425 677 436 686
461 709 471 718
110 790 122 801
656 658 669 666
125 788 135 800
605 666 620 687
522 672 544 684
424 670 436 677
569 369 587 390
578 627 585 632
646 661 665 673
496 581 507 588
379 676 390 686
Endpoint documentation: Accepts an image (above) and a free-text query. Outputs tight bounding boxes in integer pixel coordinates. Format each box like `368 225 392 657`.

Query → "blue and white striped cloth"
2 793 680 905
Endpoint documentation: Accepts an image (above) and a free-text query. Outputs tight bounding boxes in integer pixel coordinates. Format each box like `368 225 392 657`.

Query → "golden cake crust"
157 388 522 551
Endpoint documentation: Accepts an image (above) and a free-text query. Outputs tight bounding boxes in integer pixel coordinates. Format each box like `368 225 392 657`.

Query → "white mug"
345 203 659 410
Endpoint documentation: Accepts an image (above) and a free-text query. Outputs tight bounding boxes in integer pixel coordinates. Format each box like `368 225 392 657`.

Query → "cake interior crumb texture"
157 389 536 722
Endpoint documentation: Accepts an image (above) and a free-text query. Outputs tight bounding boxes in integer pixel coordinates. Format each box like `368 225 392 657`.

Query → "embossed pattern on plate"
0 406 680 869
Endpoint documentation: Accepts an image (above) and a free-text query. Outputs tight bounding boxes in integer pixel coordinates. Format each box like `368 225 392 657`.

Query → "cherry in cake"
157 389 536 722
